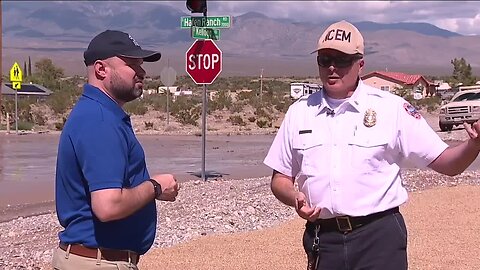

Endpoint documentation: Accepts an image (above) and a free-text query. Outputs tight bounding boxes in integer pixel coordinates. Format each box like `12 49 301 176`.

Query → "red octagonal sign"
186 39 222 85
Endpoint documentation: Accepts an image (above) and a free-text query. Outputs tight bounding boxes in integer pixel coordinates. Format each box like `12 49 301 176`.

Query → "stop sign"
185 39 222 85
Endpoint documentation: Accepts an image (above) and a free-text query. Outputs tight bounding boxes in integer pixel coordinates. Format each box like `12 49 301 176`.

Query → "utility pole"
166 59 170 126
260 68 264 103
0 1 3 125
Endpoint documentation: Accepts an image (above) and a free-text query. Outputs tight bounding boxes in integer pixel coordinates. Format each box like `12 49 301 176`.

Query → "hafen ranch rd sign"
180 16 231 29
186 39 222 85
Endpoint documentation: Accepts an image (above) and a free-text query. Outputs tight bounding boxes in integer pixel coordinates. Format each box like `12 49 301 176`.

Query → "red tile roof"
362 71 433 85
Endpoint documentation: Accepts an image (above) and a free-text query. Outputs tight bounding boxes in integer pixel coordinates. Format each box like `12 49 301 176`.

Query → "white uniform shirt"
264 80 448 219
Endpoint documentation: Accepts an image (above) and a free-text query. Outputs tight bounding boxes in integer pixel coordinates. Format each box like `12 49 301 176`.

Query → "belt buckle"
335 216 353 233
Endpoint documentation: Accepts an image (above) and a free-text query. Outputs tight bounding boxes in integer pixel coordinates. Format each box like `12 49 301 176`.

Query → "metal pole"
166 59 170 126
201 7 208 181
201 84 207 181
15 89 18 134
0 2 2 126
260 68 264 103
166 86 170 125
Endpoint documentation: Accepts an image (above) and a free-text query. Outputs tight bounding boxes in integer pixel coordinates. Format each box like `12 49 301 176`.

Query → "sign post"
160 61 177 126
186 39 223 180
9 62 23 134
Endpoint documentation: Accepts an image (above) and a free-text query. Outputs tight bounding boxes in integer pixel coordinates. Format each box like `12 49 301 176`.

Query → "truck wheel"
439 122 453 132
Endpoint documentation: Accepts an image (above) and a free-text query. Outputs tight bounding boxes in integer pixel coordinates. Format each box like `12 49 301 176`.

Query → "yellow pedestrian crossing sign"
12 82 22 90
10 62 23 82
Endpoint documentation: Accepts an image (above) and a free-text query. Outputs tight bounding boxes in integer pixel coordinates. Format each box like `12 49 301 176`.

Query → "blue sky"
162 1 480 36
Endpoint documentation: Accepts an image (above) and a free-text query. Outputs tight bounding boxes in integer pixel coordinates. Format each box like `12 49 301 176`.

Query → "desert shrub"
248 116 256 122
410 96 442 112
170 96 201 126
144 121 154 130
209 90 232 111
256 117 272 128
32 111 47 125
17 121 34 131
229 103 244 113
55 117 67 131
237 91 255 101
124 100 148 115
228 115 246 126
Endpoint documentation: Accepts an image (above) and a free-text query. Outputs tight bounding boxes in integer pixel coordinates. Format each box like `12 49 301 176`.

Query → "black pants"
303 211 408 270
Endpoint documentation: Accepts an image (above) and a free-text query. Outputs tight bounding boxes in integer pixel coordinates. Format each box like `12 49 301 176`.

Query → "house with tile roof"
361 71 436 99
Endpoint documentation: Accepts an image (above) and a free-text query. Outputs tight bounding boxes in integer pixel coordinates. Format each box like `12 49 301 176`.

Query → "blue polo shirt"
55 84 156 254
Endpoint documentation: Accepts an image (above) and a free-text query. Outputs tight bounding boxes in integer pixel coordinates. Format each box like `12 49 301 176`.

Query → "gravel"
1 170 480 269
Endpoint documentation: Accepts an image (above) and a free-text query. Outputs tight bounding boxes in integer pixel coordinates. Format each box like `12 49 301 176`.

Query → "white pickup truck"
438 88 480 131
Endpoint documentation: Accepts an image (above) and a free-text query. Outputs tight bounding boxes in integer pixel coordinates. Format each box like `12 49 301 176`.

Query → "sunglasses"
317 54 363 68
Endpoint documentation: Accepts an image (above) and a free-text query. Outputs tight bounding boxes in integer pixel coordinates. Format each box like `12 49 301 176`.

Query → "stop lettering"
187 54 220 70
185 39 223 85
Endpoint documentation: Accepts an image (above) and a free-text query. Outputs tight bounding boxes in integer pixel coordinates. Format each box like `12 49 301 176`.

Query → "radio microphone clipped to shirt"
326 108 335 116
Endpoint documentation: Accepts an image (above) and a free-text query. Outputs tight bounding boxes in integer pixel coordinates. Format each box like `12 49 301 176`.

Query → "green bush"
256 118 272 128
17 121 34 131
124 100 148 115
228 115 246 126
229 103 244 113
170 96 201 126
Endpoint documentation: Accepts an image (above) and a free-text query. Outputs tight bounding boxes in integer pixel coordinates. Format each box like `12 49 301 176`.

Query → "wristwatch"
148 179 162 199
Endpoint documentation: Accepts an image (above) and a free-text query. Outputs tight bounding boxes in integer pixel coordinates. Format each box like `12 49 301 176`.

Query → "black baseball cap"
84 30 161 66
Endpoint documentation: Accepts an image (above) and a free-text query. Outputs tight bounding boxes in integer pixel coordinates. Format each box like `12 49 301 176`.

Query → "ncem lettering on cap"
324 29 352 43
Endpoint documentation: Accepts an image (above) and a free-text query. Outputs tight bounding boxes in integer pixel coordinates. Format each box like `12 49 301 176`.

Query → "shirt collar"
317 79 366 115
82 84 130 121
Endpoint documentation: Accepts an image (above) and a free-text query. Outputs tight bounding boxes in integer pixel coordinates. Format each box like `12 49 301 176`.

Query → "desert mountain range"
2 1 480 78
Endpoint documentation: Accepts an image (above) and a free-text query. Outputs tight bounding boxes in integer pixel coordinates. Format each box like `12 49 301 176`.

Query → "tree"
28 56 32 77
23 61 27 78
30 58 65 91
450 58 477 86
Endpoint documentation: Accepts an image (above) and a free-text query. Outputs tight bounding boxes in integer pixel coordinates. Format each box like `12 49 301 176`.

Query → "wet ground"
0 131 478 222
0 133 274 221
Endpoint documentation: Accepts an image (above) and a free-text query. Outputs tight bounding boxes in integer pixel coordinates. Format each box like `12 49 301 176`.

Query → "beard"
109 70 143 103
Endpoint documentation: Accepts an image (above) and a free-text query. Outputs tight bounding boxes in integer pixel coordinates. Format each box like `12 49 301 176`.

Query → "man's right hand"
150 174 179 201
295 192 321 222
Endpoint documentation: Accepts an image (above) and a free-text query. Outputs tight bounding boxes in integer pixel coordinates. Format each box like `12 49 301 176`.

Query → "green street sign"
191 27 220 40
181 16 231 29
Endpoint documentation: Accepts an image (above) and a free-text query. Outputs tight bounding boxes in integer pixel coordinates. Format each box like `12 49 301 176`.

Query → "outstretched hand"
295 192 321 222
463 121 480 149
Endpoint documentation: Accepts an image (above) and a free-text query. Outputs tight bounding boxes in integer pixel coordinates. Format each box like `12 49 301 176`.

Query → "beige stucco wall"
362 76 401 93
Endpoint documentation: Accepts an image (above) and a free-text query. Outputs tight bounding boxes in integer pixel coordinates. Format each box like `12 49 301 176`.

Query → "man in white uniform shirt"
264 20 480 270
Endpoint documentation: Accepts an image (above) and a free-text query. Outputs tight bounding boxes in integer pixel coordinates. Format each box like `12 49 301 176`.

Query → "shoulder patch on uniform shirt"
403 103 421 119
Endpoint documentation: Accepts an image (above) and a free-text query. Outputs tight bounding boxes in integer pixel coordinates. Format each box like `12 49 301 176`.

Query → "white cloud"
161 1 480 35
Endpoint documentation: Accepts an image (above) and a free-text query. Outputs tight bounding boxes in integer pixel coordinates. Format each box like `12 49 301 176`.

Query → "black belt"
311 207 399 233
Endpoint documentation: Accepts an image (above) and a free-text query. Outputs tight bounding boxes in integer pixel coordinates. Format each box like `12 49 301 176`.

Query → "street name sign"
181 16 231 29
192 27 220 40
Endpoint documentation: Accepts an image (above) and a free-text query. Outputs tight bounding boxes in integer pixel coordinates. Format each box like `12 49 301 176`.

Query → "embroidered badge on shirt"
363 109 377 127
403 103 421 119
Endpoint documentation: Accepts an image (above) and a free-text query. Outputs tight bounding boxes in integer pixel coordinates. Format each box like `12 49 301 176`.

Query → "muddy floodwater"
0 133 274 218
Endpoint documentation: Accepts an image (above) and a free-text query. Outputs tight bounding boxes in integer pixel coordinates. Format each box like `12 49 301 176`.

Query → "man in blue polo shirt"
52 30 180 270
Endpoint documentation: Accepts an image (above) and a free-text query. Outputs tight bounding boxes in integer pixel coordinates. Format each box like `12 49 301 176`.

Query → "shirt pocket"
292 132 326 176
348 132 390 170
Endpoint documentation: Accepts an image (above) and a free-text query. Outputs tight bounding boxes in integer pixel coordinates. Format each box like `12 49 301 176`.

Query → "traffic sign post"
186 39 223 181
9 62 23 134
160 64 177 126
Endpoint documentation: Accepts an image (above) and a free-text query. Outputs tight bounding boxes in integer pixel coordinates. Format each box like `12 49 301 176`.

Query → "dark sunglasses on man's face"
317 54 363 68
